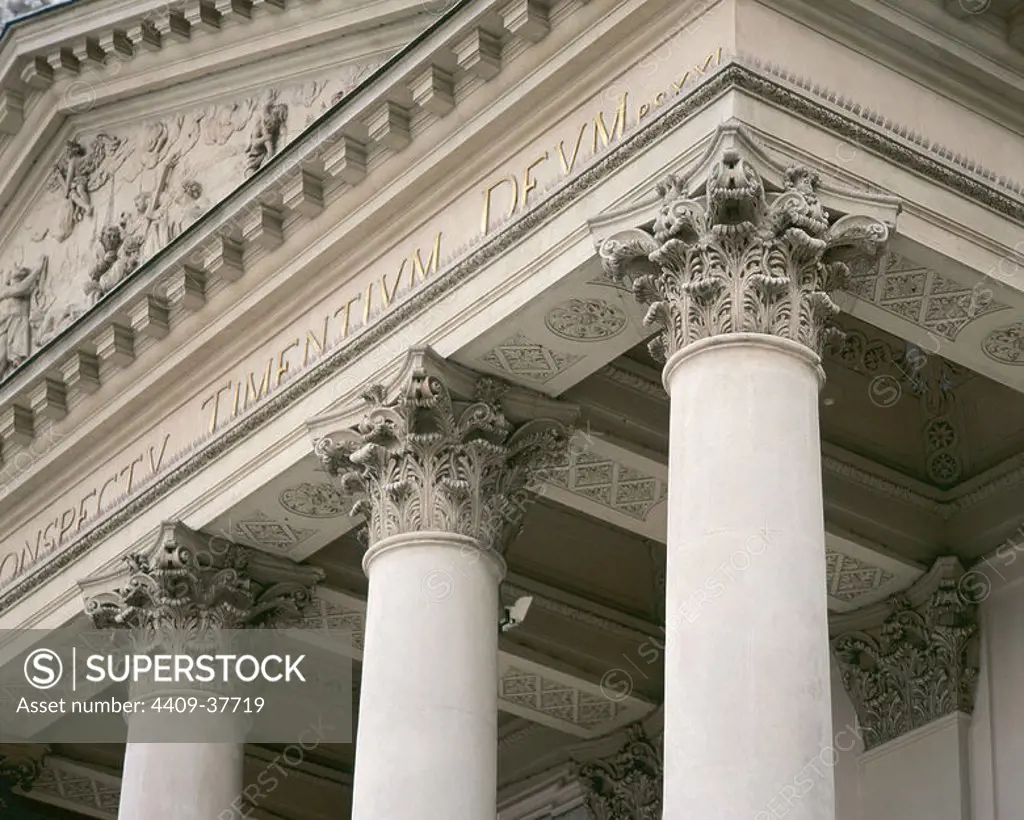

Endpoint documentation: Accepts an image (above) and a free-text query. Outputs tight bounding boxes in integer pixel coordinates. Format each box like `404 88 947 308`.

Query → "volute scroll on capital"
598 145 897 363
308 347 579 555
829 557 979 751
79 521 325 640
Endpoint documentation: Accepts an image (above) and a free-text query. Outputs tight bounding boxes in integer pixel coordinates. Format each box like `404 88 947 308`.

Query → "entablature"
1 0 1023 638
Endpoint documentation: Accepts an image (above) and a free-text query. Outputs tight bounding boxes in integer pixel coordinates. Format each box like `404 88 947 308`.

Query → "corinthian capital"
575 723 662 820
600 150 891 361
0 744 48 792
830 557 979 750
80 521 324 635
308 348 577 553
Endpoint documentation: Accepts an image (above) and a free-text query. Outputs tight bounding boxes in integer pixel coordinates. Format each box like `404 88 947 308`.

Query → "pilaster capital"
308 347 578 553
0 743 49 814
599 145 893 362
80 521 325 636
830 557 979 750
0 744 48 791
574 722 662 820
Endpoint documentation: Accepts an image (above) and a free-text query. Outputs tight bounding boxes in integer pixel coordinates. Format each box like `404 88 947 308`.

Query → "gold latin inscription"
479 46 723 236
200 231 444 435
0 432 172 587
6 41 724 589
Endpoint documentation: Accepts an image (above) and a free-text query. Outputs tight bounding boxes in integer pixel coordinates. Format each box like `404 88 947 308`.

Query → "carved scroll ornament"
313 355 575 553
600 150 891 362
576 724 663 820
83 522 324 639
831 563 979 750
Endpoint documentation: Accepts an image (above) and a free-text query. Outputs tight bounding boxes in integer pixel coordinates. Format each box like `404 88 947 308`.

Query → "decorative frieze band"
3 58 1020 612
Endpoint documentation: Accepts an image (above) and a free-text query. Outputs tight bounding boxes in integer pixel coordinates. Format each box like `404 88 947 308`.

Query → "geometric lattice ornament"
500 666 623 730
29 761 120 814
479 332 584 384
232 509 317 551
546 451 667 522
844 253 1009 341
826 546 897 603
297 594 366 653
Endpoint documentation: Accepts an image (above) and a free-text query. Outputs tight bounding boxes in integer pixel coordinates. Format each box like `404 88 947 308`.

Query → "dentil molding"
4 56 1024 613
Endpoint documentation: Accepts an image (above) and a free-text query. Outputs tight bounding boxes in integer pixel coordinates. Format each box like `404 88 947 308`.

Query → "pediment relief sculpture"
0 58 384 383
0 0 58 27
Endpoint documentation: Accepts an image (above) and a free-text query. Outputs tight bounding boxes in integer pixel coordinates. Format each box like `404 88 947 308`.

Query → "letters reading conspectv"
84 653 307 683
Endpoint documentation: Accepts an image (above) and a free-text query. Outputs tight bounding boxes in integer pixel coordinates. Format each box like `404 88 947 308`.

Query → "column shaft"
351 532 502 820
662 335 834 820
119 737 243 820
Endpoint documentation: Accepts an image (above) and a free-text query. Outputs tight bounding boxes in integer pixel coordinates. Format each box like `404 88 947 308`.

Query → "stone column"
602 152 891 820
832 557 979 820
310 349 575 820
81 522 323 820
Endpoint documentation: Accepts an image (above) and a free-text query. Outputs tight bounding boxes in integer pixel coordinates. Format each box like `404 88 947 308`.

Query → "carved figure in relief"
244 93 289 177
0 257 46 379
49 136 124 243
84 154 182 305
166 175 208 239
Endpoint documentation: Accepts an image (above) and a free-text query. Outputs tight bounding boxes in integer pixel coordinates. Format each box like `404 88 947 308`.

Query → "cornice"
0 0 433 219
733 52 1024 211
1 51 1023 462
5 52 1024 610
763 0 1024 128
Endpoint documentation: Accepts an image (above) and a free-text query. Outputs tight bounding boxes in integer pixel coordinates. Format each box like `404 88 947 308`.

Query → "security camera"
499 596 533 633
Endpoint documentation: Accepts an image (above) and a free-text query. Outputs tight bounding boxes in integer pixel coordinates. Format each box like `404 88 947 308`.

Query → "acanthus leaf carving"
831 559 979 750
576 723 663 820
312 351 576 553
600 150 891 361
0 743 49 815
82 521 324 647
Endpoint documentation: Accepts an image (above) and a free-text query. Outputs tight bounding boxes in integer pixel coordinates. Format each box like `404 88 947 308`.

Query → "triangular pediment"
0 54 387 380
0 0 444 389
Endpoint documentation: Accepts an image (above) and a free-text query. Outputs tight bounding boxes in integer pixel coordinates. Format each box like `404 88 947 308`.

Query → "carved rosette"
83 522 324 647
600 150 890 361
313 358 574 553
831 562 979 750
576 724 663 820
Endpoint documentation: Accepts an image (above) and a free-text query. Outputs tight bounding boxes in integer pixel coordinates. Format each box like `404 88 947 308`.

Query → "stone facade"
0 1 1022 819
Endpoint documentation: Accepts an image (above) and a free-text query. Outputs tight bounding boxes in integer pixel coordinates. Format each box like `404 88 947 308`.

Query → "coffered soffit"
827 554 966 635
297 587 654 738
